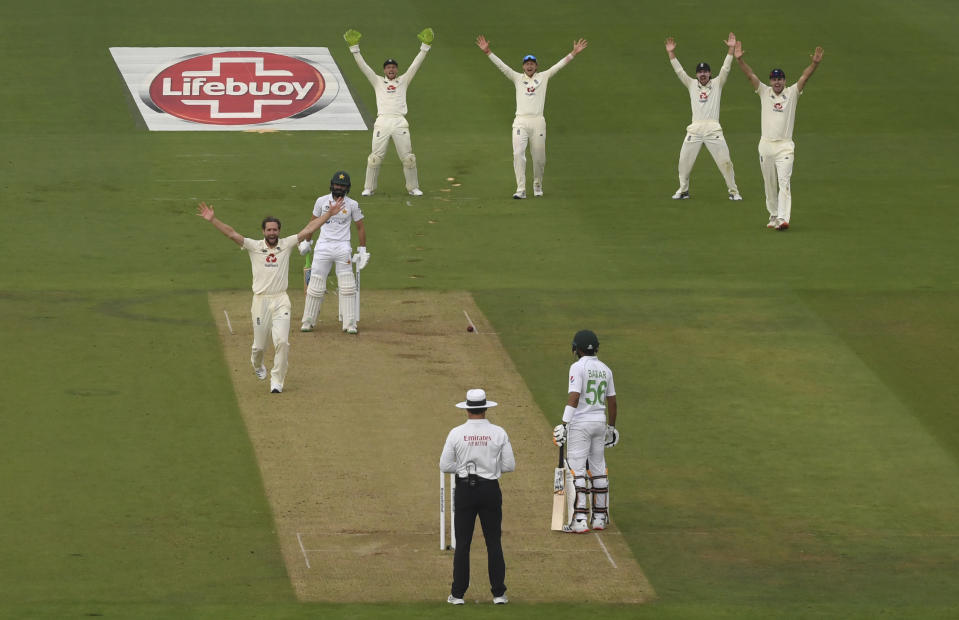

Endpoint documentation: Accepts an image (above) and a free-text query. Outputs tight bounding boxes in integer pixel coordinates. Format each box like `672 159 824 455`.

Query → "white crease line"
593 533 617 568
296 532 311 569
157 179 218 182
463 310 478 333
223 310 234 335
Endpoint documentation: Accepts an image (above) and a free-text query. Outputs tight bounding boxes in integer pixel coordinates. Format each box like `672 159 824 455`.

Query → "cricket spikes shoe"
766 216 779 229
361 189 374 196
775 219 790 231
300 323 314 332
728 191 743 201
591 514 608 531
533 184 543 197
254 365 267 380
512 190 526 199
447 595 465 605
568 517 590 534
408 188 423 196
344 326 358 335
493 595 509 605
671 190 690 200
270 384 282 394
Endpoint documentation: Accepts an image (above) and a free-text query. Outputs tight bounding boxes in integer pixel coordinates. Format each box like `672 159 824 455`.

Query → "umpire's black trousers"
451 477 506 598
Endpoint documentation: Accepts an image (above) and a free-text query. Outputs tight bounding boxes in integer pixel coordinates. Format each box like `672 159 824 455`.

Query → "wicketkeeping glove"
298 239 313 255
604 425 620 448
552 424 567 447
417 27 434 45
343 29 362 46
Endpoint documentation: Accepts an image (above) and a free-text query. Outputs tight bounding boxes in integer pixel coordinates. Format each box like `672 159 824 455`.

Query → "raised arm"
716 33 736 83
796 46 824 92
666 36 693 87
477 34 519 80
344 29 379 83
540 37 588 79
665 36 677 60
196 202 243 246
734 40 761 90
296 198 343 243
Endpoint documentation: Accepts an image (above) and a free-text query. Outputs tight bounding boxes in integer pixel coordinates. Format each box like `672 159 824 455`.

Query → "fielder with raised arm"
552 330 619 533
344 27 433 197
475 35 588 199
666 33 742 201
299 171 368 334
196 201 341 393
735 40 824 230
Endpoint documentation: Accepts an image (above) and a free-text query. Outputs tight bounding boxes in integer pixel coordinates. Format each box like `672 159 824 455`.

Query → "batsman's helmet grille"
572 330 600 354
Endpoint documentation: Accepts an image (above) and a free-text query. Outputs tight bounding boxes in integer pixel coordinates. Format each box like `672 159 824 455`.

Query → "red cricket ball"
467 325 474 332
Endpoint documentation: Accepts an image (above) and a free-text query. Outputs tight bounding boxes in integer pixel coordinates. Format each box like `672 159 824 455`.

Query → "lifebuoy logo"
147 51 325 125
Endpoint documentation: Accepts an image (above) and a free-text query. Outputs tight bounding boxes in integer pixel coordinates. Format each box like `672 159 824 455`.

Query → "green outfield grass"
2 0 958 618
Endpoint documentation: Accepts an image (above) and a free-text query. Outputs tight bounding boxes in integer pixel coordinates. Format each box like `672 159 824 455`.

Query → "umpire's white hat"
456 388 498 410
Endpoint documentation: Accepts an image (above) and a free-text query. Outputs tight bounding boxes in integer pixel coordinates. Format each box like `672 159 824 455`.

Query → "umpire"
439 388 515 605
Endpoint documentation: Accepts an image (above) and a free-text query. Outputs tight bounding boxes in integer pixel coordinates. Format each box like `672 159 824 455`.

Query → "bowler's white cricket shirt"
757 83 802 141
486 52 573 117
311 194 364 244
565 355 616 423
671 54 733 130
350 44 430 117
242 235 298 295
440 418 515 480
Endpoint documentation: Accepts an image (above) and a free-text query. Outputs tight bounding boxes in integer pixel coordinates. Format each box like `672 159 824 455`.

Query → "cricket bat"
550 444 567 530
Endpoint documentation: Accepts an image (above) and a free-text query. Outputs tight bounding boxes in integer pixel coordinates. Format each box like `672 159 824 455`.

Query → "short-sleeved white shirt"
242 234 298 295
311 194 364 244
758 83 802 141
486 52 573 117
439 418 516 480
565 355 616 423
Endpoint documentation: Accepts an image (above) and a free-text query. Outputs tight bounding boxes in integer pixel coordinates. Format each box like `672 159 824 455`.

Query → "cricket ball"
467 325 474 332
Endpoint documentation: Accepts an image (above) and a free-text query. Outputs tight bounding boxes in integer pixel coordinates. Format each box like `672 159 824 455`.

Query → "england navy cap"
383 58 398 67
696 62 711 72
769 68 786 79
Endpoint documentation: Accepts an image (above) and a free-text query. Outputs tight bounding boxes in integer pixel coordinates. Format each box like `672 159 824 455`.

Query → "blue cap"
522 54 537 63
769 68 786 79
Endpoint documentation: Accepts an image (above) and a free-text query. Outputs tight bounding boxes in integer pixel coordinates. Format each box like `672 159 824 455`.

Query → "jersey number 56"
584 379 607 405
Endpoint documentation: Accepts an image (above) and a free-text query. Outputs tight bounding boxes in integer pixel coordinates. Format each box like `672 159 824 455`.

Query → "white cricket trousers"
677 128 739 194
512 114 547 192
758 138 795 223
565 420 607 476
365 114 418 192
250 292 291 389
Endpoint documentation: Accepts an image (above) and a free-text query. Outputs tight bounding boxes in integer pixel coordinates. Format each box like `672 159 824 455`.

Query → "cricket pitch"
210 289 654 604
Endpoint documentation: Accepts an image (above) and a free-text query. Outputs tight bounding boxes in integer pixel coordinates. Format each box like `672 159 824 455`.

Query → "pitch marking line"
463 310 478 334
594 533 618 568
223 310 234 335
296 532 311 569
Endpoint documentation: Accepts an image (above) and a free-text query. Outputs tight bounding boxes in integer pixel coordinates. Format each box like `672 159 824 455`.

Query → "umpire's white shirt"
350 44 430 117
671 54 733 132
311 194 364 244
486 52 574 117
242 235 298 295
758 83 802 141
565 356 616 424
440 419 515 480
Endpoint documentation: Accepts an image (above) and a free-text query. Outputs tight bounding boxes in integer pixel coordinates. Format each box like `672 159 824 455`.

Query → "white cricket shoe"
533 184 543 197
775 218 790 231
671 190 690 200
344 326 358 335
591 514 608 531
361 189 374 196
300 324 314 332
254 365 267 380
447 595 465 605
568 517 590 534
728 191 743 201
270 384 282 394
408 188 423 196
766 216 778 229
493 595 509 605
512 190 526 199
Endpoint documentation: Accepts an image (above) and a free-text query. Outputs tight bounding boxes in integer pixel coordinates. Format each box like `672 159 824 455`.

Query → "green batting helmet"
330 171 351 197
572 330 599 355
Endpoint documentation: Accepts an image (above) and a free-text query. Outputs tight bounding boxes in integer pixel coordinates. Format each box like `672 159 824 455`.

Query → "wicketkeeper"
344 27 433 197
553 330 619 533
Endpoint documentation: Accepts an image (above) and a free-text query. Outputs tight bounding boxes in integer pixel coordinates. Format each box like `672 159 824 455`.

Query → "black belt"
456 476 497 486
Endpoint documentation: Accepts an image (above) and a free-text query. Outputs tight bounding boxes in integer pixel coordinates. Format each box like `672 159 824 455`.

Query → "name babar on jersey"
588 368 608 380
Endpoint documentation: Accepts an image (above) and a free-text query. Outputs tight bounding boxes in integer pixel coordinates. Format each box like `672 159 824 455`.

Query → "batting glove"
417 27 434 45
355 246 370 270
298 240 313 255
344 29 362 46
552 424 567 447
604 425 620 448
